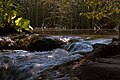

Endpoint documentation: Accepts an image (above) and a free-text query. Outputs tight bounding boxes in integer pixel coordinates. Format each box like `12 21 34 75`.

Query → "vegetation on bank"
17 0 120 30
0 0 120 35
0 0 32 35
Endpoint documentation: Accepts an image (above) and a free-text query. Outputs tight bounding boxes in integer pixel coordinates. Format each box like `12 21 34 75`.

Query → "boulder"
27 36 65 51
91 38 120 58
80 38 120 80
81 57 120 80
0 34 65 51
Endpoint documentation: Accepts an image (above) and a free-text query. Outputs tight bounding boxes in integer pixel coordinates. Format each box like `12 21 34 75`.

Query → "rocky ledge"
0 34 65 51
80 38 120 80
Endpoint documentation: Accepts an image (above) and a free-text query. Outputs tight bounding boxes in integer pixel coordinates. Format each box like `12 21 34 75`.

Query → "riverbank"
33 28 118 35
33 27 118 40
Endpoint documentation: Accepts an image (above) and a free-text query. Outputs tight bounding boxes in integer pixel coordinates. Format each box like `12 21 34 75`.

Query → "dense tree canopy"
80 0 120 32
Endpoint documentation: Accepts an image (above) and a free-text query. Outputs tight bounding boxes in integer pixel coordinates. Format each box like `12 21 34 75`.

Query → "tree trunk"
118 23 120 39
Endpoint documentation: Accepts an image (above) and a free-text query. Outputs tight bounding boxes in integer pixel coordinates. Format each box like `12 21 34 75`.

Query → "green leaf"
15 17 32 32
15 17 22 26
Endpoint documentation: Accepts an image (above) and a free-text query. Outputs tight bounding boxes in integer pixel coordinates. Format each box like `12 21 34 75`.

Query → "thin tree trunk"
118 23 120 39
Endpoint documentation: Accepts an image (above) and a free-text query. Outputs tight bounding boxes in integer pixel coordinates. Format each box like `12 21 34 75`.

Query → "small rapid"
0 36 112 80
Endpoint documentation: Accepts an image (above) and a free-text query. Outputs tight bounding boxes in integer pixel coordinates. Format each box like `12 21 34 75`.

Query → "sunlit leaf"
15 17 32 32
15 17 22 26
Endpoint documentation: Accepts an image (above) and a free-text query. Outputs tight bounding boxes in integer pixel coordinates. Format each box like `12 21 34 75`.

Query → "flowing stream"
0 36 112 80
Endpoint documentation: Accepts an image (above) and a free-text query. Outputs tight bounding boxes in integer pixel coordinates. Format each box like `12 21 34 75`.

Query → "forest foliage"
80 0 120 30
17 0 120 30
0 0 32 34
0 0 120 33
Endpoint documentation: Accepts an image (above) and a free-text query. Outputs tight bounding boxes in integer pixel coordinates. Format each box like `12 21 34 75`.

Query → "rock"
92 38 120 58
0 56 17 80
80 38 120 80
27 36 65 51
54 76 80 80
0 37 14 50
0 35 65 51
68 39 80 43
81 57 120 80
36 52 82 80
111 38 120 44
110 38 120 55
0 49 83 80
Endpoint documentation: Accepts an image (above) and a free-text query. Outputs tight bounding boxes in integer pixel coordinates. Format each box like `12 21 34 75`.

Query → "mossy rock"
0 34 65 51
27 36 64 51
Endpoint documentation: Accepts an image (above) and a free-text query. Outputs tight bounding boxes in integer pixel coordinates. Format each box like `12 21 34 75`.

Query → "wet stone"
0 49 83 80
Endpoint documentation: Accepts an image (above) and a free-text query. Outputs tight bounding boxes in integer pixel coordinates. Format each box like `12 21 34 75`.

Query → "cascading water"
0 36 112 80
0 49 83 80
64 41 93 54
